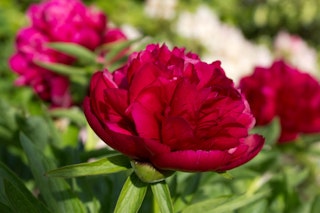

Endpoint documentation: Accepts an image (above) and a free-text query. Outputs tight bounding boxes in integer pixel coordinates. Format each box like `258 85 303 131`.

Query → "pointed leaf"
48 42 96 63
35 61 88 76
20 133 86 213
182 190 270 213
250 117 280 145
114 173 148 213
103 38 141 64
46 154 131 178
4 179 49 213
181 195 231 213
151 181 174 213
0 162 49 212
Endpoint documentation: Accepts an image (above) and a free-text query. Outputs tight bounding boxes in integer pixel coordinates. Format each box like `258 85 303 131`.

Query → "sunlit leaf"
151 181 174 213
114 173 148 213
46 154 131 178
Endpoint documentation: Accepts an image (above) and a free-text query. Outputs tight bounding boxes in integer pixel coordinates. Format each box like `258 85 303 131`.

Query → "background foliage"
1 0 320 212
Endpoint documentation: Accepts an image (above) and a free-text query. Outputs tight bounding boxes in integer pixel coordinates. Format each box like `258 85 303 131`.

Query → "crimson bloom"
9 0 126 107
239 60 320 143
84 44 264 172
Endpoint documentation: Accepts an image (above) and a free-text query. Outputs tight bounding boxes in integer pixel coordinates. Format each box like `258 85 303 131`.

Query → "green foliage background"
1 0 320 212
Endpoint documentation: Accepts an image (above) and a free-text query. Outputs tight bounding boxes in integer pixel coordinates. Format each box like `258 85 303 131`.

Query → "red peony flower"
239 60 320 143
83 44 264 172
9 0 127 108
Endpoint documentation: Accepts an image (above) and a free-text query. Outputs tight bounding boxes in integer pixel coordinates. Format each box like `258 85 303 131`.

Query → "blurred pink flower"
9 0 126 108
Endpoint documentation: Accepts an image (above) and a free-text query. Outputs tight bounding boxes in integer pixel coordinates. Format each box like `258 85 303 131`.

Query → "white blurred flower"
274 31 319 77
121 24 142 40
175 5 273 83
145 0 177 20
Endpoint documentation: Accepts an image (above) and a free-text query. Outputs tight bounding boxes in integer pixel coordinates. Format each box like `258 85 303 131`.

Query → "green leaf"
151 181 174 213
49 107 87 127
181 195 231 213
80 148 118 161
48 42 97 64
103 38 141 66
46 154 131 178
0 202 11 213
218 171 233 180
214 191 269 212
18 116 52 151
4 179 49 213
311 194 320 213
251 117 280 145
182 190 270 213
172 172 202 211
35 61 88 76
20 133 86 213
0 162 49 212
114 173 148 213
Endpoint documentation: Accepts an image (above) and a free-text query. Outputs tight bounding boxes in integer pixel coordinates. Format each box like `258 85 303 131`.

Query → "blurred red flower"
239 60 320 143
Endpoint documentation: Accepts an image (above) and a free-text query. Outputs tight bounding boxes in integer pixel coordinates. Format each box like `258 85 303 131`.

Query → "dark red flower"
84 44 264 172
239 60 320 143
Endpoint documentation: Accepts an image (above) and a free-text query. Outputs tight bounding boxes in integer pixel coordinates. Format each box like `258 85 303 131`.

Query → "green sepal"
131 161 175 183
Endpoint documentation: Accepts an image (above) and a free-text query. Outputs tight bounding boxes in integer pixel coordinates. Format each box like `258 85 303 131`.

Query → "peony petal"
217 134 264 171
170 79 209 121
200 136 240 151
83 97 150 160
128 62 159 102
161 116 196 150
151 149 231 172
130 101 160 140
